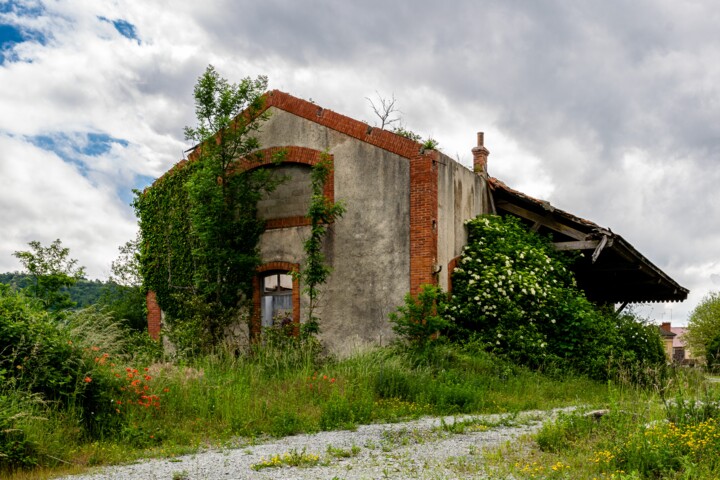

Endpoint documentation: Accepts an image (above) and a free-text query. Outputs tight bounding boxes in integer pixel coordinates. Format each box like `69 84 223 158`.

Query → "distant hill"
0 272 107 308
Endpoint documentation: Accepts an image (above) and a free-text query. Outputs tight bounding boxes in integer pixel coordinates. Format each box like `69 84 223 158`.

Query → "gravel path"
58 408 573 480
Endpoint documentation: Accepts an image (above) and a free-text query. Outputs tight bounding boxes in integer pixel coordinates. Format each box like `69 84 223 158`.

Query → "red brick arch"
447 256 461 293
237 146 335 230
251 261 300 339
241 146 332 170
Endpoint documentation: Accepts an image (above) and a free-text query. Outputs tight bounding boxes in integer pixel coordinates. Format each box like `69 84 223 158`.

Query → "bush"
685 291 720 360
706 333 720 371
609 311 667 385
0 287 158 442
97 282 147 332
389 284 450 346
447 215 665 380
0 392 41 471
0 284 80 403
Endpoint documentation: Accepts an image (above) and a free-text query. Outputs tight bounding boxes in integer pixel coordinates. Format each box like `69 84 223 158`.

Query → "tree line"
1 238 146 332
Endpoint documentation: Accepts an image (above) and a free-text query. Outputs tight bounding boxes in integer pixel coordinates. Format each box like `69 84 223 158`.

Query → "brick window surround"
251 261 300 339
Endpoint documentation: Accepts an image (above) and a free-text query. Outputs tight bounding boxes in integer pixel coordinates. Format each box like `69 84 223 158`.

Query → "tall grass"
7 301 705 479
133 339 608 446
2 330 618 477
482 366 720 479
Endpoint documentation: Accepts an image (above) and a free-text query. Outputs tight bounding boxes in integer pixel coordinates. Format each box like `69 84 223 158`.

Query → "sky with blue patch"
98 16 139 43
1 0 719 325
0 19 25 63
0 22 23 44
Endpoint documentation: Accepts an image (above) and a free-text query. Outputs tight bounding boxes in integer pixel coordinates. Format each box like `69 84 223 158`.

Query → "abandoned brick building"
146 91 688 352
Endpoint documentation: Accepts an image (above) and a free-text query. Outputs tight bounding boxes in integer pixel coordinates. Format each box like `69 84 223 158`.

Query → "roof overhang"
489 178 688 304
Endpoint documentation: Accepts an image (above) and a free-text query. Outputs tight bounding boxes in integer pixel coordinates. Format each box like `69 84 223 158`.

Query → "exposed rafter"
489 177 688 304
495 200 587 240
554 240 601 251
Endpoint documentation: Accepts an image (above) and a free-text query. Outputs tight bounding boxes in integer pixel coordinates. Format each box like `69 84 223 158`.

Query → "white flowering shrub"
448 215 664 378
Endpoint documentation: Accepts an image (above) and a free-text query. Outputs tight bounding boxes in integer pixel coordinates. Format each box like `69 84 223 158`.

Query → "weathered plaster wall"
257 163 312 220
256 107 411 354
436 154 490 291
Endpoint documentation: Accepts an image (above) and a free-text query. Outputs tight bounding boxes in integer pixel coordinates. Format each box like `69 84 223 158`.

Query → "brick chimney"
660 322 672 333
472 132 490 174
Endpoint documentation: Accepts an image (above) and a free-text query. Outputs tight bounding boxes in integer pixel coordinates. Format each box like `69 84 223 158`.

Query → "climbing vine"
133 65 283 353
300 154 345 335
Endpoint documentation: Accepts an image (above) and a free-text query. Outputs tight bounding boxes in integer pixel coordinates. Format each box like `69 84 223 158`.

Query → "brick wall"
146 291 161 340
409 150 440 295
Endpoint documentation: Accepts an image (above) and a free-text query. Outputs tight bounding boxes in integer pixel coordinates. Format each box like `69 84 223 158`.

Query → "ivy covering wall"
133 161 195 321
132 66 281 353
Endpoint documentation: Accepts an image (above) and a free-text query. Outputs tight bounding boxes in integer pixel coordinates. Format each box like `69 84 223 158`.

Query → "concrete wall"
257 163 313 220
436 153 490 290
256 108 411 354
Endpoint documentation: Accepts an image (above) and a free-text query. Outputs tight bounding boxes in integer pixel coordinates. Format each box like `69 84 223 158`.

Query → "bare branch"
366 92 401 129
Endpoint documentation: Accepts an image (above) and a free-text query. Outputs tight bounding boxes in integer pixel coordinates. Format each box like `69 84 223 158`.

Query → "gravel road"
58 408 572 480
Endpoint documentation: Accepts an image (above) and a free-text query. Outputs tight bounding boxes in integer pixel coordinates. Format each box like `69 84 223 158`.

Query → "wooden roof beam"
496 201 588 241
554 240 600 251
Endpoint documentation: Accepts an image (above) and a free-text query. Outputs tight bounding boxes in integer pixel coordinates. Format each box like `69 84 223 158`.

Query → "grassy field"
481 367 720 479
4 335 720 479
3 338 612 479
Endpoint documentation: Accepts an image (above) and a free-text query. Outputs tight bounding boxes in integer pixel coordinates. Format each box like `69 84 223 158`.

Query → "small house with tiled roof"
658 323 698 364
145 91 687 353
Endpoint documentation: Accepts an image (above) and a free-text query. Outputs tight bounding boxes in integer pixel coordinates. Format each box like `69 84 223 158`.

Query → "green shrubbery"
0 284 80 404
388 284 450 346
392 215 666 381
0 392 43 470
0 285 163 471
0 214 677 476
0 289 636 477
134 66 282 354
686 291 720 363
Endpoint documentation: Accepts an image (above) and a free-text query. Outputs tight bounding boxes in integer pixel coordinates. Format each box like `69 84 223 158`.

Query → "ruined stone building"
146 91 687 352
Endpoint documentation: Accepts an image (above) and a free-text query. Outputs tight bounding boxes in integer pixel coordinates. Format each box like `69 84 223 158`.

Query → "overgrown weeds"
485 366 720 479
2 328 611 477
4 284 713 479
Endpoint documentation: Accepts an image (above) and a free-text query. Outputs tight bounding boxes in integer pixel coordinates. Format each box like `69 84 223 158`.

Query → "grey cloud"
3 0 718 321
200 0 720 168
195 0 423 64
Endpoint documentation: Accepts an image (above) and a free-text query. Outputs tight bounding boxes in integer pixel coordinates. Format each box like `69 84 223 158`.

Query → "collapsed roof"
489 178 688 305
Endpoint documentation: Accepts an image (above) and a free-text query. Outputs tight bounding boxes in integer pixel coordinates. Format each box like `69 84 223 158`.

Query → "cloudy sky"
1 0 718 323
